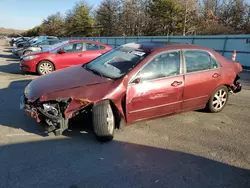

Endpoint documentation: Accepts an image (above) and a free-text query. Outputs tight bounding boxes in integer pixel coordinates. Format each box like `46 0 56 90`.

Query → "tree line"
23 0 250 37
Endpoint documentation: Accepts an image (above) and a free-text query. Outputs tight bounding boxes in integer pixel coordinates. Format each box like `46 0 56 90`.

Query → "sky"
0 0 101 30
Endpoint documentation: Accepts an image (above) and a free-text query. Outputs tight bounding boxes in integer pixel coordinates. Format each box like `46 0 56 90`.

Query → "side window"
184 51 218 73
63 44 74 52
137 51 181 82
86 43 100 50
49 41 58 45
211 57 220 68
75 43 83 51
63 43 83 52
100 45 106 50
41 41 50 45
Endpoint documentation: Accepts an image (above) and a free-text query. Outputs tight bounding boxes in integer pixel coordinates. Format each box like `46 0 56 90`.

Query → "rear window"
184 50 220 73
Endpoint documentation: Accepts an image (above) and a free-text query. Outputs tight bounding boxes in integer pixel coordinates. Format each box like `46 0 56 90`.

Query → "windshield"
33 41 43 45
42 41 68 52
84 46 149 79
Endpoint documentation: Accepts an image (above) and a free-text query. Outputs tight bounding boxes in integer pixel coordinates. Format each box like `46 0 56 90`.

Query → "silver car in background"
16 39 62 56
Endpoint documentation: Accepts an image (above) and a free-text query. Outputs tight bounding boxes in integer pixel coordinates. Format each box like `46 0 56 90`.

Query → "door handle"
78 54 83 57
212 73 221 78
171 81 183 87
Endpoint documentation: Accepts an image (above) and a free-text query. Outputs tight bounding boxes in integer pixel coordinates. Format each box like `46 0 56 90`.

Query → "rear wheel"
92 101 115 142
37 60 55 75
207 86 229 113
23 50 32 56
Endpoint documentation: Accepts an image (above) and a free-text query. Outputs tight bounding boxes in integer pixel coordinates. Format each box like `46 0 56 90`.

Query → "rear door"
126 50 184 123
182 50 222 111
53 42 84 69
77 42 110 64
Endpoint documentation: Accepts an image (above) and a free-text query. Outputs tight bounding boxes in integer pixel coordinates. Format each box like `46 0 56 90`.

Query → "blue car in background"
15 39 62 56
15 36 58 48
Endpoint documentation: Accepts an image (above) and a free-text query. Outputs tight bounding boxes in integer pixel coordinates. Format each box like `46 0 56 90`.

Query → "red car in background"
20 40 112 75
20 42 242 142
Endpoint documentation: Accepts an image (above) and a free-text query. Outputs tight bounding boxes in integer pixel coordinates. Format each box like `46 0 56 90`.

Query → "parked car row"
11 36 61 57
0 36 7 40
19 41 243 142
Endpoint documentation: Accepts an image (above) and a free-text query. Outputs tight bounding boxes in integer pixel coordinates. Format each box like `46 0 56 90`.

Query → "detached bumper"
20 95 41 122
20 94 69 135
231 75 242 93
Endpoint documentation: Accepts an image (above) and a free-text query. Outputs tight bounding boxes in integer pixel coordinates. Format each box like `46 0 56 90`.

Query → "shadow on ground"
3 49 12 53
0 62 25 75
0 53 18 59
0 137 249 188
0 79 93 138
0 79 250 187
239 71 250 90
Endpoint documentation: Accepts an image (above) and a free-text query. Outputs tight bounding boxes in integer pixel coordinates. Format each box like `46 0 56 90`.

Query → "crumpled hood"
25 65 109 100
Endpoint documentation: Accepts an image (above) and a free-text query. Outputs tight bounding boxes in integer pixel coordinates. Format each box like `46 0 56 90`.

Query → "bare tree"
95 0 122 36
120 0 150 36
178 0 198 36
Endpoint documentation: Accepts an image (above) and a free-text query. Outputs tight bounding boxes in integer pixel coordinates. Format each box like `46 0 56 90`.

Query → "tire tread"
92 100 114 142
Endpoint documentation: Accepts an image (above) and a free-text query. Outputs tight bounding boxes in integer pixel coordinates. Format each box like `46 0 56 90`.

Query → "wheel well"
224 84 232 92
36 60 55 73
109 100 124 130
23 50 32 55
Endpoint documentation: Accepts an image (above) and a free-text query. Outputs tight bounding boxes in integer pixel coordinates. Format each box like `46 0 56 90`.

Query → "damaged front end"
20 95 92 135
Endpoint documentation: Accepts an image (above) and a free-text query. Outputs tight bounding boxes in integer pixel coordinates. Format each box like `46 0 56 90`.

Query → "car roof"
121 42 208 52
68 40 108 45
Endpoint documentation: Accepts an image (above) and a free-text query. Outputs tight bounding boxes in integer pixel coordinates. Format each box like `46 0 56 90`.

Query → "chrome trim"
183 95 208 102
128 95 208 114
128 49 183 85
129 74 185 86
184 68 221 76
134 111 176 122
128 100 182 114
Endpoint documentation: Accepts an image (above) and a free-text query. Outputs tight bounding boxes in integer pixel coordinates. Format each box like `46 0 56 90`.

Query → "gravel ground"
0 40 249 188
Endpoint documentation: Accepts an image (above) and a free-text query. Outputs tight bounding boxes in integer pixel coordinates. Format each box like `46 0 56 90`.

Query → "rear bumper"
231 75 242 93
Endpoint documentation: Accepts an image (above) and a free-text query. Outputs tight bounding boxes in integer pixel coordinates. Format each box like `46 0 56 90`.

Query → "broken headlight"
43 103 59 116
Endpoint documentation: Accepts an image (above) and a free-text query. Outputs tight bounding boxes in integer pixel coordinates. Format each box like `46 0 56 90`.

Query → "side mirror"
58 48 65 54
131 77 141 84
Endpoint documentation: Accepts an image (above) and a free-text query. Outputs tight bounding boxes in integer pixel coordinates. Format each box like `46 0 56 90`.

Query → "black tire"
37 60 55 75
206 86 229 113
92 101 115 142
23 50 32 55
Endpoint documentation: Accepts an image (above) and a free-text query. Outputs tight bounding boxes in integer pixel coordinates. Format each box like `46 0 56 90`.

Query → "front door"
182 50 222 111
126 50 184 123
54 42 84 69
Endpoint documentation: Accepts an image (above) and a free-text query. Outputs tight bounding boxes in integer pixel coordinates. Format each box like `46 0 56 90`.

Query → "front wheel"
207 86 229 113
92 101 115 142
37 61 55 75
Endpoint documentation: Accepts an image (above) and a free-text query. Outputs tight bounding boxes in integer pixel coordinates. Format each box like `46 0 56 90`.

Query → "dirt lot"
0 40 250 188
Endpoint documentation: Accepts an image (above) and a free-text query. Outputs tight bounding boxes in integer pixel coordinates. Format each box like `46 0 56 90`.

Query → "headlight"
43 103 59 116
23 55 37 61
24 83 30 97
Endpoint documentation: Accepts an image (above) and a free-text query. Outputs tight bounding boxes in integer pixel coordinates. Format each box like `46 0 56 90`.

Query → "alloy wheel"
39 63 53 75
212 89 227 111
106 105 114 134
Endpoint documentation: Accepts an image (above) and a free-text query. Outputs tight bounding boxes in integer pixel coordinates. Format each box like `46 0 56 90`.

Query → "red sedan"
19 40 112 75
20 42 242 142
